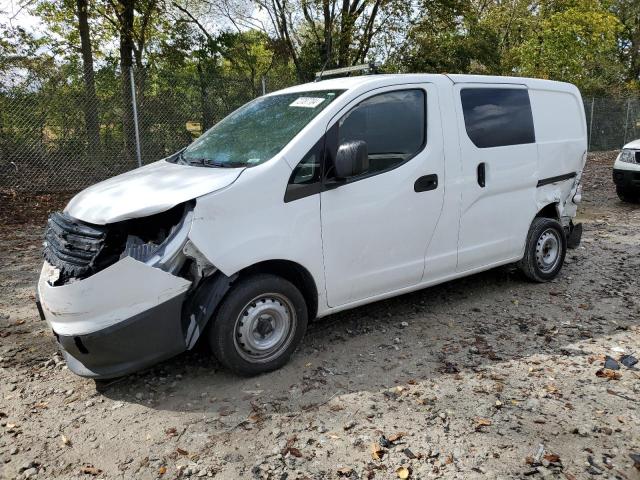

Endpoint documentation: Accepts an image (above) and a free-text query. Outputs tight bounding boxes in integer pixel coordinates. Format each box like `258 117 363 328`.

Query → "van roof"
274 73 579 95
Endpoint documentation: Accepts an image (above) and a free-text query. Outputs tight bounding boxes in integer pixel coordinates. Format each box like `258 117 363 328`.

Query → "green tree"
515 1 624 94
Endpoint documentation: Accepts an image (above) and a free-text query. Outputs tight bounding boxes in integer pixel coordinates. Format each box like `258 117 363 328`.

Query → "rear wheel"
208 274 308 376
518 217 567 282
616 186 640 203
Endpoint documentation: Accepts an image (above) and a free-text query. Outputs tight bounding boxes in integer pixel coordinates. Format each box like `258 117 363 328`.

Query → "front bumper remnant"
38 257 192 379
613 168 640 192
55 293 187 378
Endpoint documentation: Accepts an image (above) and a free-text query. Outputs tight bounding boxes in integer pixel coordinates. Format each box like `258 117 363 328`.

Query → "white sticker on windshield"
290 97 325 108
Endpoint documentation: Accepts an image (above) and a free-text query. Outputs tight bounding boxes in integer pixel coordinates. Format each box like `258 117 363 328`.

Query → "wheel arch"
535 202 560 220
235 259 319 321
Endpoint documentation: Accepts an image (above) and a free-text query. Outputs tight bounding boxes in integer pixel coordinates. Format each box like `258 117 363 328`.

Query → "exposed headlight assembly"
121 203 194 274
618 149 638 164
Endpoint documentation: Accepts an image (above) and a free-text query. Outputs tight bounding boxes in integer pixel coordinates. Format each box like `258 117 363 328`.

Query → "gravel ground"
0 151 639 480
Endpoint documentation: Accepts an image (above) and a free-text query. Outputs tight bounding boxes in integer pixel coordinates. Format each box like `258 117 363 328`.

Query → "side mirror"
334 140 368 179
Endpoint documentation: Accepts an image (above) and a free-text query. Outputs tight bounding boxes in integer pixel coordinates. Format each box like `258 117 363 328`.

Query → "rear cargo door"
453 84 538 270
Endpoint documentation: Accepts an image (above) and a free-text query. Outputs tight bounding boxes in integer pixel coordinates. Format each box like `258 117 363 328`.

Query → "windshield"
179 90 343 168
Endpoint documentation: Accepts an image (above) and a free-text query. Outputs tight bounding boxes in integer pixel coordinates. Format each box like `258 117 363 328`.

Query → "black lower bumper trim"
612 168 640 190
55 293 187 379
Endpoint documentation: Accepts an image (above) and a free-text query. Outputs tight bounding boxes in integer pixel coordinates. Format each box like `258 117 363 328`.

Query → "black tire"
616 186 640 203
208 273 308 376
518 217 567 283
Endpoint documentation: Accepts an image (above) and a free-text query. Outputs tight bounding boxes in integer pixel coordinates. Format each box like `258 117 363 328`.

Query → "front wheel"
518 217 567 282
208 274 308 376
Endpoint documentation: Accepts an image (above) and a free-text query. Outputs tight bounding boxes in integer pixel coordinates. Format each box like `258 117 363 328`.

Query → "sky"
0 0 44 32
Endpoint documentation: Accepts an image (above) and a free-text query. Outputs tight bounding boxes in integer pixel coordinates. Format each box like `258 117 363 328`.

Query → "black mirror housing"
334 140 368 179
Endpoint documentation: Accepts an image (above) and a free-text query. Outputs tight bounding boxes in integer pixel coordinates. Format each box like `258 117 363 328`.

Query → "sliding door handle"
477 162 486 187
414 174 438 192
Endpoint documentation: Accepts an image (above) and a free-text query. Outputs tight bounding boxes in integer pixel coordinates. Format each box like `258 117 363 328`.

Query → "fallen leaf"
403 448 417 459
337 466 353 477
387 432 407 443
544 453 561 463
176 448 188 456
158 466 167 475
596 368 621 380
371 443 385 460
287 447 303 458
247 412 263 423
474 418 492 431
80 465 102 475
396 466 411 479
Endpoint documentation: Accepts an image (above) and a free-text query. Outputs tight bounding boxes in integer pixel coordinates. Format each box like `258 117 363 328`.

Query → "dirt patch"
1 152 639 479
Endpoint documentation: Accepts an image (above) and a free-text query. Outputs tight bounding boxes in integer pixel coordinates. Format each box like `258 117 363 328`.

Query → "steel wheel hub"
535 228 561 273
234 294 295 362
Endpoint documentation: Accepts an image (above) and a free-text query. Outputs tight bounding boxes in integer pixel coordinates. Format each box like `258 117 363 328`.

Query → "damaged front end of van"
36 161 241 379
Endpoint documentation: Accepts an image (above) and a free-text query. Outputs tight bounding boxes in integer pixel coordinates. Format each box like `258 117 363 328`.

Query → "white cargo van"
37 74 587 378
613 139 640 202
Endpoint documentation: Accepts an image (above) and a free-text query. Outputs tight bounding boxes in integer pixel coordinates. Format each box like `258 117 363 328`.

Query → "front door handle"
414 174 438 192
477 162 486 187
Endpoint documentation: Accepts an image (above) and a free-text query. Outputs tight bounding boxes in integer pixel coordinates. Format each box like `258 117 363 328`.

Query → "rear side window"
461 88 535 148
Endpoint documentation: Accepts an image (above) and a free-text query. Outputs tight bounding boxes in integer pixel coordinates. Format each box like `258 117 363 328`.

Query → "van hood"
65 160 244 225
623 139 640 150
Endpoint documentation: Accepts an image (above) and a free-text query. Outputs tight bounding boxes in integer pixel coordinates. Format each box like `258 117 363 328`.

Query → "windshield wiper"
177 153 236 168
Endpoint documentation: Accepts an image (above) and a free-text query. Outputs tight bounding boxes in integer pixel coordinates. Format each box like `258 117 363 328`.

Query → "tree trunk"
75 0 100 155
118 0 137 163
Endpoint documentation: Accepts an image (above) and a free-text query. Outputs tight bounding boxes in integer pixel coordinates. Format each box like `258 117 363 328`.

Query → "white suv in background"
613 139 640 203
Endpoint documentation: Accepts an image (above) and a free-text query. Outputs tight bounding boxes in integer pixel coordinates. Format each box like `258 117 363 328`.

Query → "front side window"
178 90 343 168
284 138 323 202
461 88 535 148
336 89 426 175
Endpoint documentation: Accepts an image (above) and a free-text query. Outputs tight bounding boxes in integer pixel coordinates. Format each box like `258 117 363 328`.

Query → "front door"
321 85 445 307
454 84 539 270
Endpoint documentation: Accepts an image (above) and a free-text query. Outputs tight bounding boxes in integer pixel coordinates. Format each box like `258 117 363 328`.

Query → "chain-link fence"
584 96 640 151
1 68 639 223
0 67 295 195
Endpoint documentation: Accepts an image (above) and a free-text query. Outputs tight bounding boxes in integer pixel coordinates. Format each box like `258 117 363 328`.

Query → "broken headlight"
618 149 638 164
120 203 194 274
44 203 194 286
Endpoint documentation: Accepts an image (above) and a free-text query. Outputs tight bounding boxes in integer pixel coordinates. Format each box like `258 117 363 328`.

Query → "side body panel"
529 87 587 222
453 83 538 270
188 157 328 309
320 83 446 307
422 79 463 280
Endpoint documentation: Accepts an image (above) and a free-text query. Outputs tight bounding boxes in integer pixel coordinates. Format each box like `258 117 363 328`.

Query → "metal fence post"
261 76 266 96
623 98 631 145
588 97 595 151
129 67 142 168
